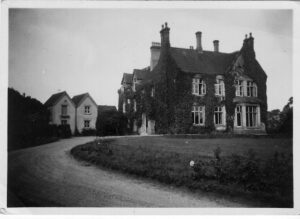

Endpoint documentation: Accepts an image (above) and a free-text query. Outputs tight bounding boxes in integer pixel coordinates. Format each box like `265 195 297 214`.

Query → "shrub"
81 128 97 136
58 124 72 138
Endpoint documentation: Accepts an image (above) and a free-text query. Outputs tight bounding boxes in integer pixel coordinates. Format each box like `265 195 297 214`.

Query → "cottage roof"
121 73 133 85
72 93 97 108
44 91 71 107
170 48 239 74
98 105 117 113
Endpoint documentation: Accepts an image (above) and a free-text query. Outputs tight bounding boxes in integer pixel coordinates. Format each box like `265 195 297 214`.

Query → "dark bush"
81 128 97 136
58 124 72 138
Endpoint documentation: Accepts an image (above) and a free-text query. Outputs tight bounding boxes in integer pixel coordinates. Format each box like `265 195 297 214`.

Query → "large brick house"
118 23 267 135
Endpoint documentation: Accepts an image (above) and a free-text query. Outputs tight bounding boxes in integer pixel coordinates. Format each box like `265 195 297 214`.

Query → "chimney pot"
195 31 203 52
245 34 248 39
249 32 252 38
213 40 219 52
165 22 168 27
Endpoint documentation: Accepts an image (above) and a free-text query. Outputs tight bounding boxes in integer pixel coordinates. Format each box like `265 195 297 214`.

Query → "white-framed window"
246 81 257 97
246 106 257 127
215 76 225 96
61 119 68 125
214 106 224 125
122 102 126 113
192 78 206 96
235 105 242 127
84 120 90 128
235 80 244 96
84 105 90 114
127 99 130 104
151 87 155 97
61 105 68 115
192 106 205 126
133 100 137 112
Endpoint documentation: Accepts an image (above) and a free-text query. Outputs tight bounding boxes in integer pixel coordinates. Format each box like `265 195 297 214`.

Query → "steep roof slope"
44 91 69 107
72 93 97 108
170 48 239 74
121 73 133 84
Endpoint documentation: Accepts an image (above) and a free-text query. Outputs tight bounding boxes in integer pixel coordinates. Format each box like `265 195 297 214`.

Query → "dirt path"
8 136 250 207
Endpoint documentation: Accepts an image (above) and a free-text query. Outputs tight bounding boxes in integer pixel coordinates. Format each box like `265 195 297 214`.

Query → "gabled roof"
72 93 97 108
133 67 150 80
170 47 239 74
121 73 133 85
44 91 72 107
98 105 117 113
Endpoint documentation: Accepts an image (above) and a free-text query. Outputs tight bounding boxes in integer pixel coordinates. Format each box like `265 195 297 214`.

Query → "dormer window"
192 78 206 96
246 81 257 97
215 76 225 97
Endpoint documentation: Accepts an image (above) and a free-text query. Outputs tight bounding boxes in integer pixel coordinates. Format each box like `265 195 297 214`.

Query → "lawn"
71 136 293 207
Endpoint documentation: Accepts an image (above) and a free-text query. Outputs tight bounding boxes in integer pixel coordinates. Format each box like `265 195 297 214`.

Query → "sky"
9 9 292 110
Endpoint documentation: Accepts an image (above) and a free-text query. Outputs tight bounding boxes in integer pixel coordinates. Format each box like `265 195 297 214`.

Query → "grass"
70 136 293 207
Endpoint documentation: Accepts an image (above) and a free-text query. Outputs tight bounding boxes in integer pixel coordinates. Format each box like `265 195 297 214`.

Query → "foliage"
80 128 97 136
96 109 128 136
8 88 60 151
267 97 293 136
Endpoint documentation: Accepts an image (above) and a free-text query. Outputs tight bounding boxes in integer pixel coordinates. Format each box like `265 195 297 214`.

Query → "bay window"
246 81 257 97
246 106 257 127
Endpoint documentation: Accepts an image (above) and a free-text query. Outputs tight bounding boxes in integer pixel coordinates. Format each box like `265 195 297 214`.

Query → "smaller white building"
44 91 76 134
45 91 98 135
72 93 98 133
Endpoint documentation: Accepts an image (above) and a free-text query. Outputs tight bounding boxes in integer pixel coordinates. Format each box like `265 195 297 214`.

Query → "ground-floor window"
214 106 224 125
84 120 90 128
236 105 242 127
246 106 257 127
61 119 68 125
192 106 205 125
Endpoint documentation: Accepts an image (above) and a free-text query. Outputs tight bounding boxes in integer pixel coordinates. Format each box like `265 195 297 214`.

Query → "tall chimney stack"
195 32 203 52
160 22 170 48
213 40 219 52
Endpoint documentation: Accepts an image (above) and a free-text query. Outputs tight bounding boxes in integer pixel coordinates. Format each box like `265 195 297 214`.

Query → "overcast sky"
9 9 292 110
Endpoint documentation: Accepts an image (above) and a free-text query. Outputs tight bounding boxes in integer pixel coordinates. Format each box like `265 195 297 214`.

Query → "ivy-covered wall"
118 35 267 135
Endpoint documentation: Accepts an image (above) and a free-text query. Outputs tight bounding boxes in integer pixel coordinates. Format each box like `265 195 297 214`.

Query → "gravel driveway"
8 136 249 207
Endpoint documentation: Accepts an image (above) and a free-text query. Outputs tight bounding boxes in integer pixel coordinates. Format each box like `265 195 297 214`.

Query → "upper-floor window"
61 105 68 115
127 99 131 104
246 81 257 97
215 76 225 96
192 78 206 96
192 106 205 126
84 105 90 114
235 80 244 96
